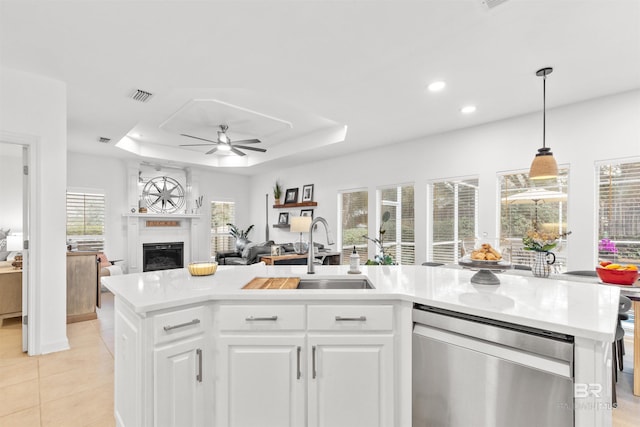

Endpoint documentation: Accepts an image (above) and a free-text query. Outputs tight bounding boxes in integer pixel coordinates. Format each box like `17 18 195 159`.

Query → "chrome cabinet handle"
245 316 278 321
335 315 367 321
196 348 202 382
163 318 201 331
312 345 317 379
296 346 301 380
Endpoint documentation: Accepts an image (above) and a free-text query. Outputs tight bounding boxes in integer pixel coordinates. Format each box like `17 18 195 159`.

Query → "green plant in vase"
363 211 395 265
273 180 283 204
227 223 254 252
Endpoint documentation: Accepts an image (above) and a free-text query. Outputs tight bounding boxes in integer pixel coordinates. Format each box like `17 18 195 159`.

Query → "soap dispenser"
349 246 361 274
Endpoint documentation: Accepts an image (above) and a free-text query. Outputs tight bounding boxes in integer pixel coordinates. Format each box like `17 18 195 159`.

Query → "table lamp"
290 216 312 254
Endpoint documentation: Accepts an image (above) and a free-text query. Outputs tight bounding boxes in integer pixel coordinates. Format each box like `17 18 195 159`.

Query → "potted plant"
363 211 395 265
273 180 283 204
227 223 254 252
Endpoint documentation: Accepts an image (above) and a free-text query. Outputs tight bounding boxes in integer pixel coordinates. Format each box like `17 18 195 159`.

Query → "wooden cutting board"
242 277 301 290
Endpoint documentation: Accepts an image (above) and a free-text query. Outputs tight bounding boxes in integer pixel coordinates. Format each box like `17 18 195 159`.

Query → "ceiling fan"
179 124 266 156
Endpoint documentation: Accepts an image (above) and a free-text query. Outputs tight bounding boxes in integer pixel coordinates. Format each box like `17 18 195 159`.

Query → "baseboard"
38 338 70 355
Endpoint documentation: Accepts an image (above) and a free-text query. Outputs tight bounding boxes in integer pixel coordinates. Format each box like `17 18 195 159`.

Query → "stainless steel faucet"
307 216 334 274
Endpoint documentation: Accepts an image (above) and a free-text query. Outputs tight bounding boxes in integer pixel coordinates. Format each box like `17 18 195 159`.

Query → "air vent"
480 0 509 9
97 137 111 144
128 89 154 103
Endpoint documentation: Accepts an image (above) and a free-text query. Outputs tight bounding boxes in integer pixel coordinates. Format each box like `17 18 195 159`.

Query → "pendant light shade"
529 67 559 180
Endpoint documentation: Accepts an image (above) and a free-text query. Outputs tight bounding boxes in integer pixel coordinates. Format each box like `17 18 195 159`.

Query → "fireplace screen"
143 242 184 272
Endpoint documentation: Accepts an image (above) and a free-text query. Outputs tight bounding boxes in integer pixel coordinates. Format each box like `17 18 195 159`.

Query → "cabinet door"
154 335 206 427
217 335 306 427
308 334 394 427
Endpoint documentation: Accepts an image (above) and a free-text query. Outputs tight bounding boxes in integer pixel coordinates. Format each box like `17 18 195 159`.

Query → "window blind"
380 186 415 265
211 201 236 257
340 190 368 264
598 161 640 264
430 178 478 264
66 191 105 251
499 169 569 270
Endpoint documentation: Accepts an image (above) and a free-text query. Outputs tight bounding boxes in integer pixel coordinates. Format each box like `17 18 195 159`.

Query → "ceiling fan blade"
230 147 246 156
180 133 218 144
180 143 213 147
205 147 219 155
231 138 261 145
233 145 267 153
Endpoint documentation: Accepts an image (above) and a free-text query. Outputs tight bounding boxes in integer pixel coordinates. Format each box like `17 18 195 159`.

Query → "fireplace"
143 242 184 272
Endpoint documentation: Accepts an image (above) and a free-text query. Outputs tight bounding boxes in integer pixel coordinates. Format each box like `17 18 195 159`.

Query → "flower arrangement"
523 230 571 252
598 238 618 254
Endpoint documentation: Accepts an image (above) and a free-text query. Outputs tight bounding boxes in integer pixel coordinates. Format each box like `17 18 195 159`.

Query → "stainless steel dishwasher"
413 304 574 427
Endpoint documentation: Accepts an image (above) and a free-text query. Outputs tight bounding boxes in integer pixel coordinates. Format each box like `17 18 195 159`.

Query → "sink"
297 278 375 290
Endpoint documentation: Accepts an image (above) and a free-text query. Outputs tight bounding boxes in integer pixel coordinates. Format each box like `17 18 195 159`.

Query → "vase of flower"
532 251 556 278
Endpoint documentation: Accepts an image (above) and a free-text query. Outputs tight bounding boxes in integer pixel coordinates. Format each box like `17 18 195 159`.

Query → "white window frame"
337 188 369 265
427 176 479 263
377 183 415 265
210 200 236 257
66 187 105 252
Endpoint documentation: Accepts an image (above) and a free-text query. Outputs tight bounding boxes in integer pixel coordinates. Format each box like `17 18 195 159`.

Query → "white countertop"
102 263 623 342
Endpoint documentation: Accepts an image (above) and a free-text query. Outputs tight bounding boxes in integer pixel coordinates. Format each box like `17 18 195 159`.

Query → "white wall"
0 66 68 354
67 154 252 263
249 90 640 271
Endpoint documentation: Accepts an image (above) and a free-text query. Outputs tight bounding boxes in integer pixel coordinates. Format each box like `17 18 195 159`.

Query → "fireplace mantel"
123 213 201 219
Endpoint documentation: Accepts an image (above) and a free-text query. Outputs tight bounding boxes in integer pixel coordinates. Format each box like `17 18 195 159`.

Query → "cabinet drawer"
218 305 305 331
307 305 393 331
154 305 207 344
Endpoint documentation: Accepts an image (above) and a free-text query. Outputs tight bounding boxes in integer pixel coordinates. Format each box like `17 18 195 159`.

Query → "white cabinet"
154 336 206 427
307 334 394 427
215 302 396 427
217 335 306 427
113 300 212 427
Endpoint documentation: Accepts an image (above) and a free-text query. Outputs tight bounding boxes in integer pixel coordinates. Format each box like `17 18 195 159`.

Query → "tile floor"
0 292 638 426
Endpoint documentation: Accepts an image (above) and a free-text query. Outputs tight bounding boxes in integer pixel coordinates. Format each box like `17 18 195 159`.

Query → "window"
339 190 368 265
66 191 105 251
429 178 478 263
597 160 640 264
211 201 236 257
499 169 569 270
379 185 415 264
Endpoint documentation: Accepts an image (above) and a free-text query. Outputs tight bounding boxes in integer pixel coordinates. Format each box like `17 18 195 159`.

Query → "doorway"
0 140 31 353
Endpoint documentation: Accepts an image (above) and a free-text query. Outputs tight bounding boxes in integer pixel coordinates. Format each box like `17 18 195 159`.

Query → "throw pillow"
241 242 257 259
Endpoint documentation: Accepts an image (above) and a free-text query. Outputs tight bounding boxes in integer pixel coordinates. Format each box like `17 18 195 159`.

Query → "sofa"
216 241 276 265
216 241 325 265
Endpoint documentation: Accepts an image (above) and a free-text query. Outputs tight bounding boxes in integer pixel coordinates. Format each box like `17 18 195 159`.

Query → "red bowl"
596 267 639 285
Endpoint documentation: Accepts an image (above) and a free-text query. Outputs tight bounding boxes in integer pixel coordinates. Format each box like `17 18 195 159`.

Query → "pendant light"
529 67 559 180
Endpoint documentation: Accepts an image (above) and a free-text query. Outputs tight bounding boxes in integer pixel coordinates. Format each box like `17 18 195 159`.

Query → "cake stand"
458 258 512 285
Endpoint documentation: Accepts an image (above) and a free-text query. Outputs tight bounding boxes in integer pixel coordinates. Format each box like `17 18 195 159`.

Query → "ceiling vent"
97 136 111 144
480 0 509 9
128 89 154 103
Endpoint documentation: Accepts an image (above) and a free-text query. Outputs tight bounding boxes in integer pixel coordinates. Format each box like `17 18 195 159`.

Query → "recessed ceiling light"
427 81 446 92
461 105 477 114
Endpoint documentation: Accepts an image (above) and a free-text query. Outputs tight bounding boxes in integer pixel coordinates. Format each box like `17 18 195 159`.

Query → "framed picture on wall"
300 209 313 218
278 212 289 224
284 188 298 204
302 184 314 202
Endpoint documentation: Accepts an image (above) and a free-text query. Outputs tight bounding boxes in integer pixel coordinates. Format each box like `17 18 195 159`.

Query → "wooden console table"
261 252 341 266
67 252 99 323
0 266 22 325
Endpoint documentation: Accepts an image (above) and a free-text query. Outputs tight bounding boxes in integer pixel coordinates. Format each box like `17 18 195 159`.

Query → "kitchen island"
103 263 619 427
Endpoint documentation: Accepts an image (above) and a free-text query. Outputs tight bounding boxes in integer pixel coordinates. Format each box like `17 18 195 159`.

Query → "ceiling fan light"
529 147 559 180
218 143 231 152
218 131 229 144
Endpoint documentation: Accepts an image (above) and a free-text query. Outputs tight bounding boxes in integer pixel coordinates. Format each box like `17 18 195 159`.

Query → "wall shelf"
273 202 317 209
